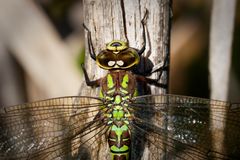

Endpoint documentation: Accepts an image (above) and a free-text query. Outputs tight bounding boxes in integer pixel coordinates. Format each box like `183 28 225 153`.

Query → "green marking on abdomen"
110 124 130 160
100 73 135 160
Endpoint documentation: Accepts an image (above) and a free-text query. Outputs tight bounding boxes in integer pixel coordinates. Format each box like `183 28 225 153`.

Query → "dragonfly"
1 12 240 160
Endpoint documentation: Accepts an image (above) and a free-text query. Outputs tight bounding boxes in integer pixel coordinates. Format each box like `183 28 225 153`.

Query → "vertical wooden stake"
82 0 171 159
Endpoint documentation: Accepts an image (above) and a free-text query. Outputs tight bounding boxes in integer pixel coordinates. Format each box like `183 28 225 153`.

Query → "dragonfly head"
96 40 140 70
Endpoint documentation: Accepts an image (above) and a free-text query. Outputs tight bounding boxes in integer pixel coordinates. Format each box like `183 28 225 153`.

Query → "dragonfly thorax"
100 71 137 97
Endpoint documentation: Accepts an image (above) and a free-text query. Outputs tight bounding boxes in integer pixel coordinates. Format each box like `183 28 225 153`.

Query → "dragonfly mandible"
0 11 240 160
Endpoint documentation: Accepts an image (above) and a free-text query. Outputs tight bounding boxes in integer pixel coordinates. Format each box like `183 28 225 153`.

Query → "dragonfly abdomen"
108 123 131 160
106 95 132 160
100 72 136 160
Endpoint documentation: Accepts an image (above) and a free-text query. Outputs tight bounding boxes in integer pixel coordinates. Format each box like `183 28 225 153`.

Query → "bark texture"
82 0 171 94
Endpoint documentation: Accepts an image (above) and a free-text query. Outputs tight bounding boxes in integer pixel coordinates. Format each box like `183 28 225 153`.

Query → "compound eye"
96 50 116 69
117 48 139 68
116 60 124 66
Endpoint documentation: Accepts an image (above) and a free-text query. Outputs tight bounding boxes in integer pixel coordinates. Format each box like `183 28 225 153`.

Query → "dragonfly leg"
144 77 168 88
83 23 96 61
136 54 169 89
137 75 167 89
138 10 148 56
150 54 169 82
81 64 100 87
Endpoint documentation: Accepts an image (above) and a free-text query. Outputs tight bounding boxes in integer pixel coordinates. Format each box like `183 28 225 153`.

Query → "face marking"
117 60 124 66
108 61 116 66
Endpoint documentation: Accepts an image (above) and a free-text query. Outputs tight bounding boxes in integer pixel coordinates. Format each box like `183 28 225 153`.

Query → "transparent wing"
130 94 240 160
0 96 109 160
2 94 239 160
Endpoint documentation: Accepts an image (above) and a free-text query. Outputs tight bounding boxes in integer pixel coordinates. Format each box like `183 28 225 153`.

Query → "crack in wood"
120 0 128 43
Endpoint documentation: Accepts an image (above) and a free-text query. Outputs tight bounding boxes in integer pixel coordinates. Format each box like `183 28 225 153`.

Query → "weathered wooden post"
81 0 172 159
209 0 236 156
